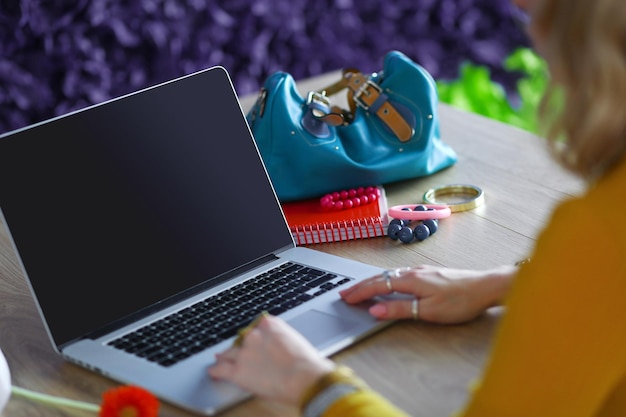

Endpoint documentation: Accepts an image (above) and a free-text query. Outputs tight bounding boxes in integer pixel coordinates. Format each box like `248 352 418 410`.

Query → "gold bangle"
422 184 484 213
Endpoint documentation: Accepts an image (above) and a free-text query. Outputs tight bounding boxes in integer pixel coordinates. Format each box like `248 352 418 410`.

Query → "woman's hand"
339 265 516 324
208 314 334 405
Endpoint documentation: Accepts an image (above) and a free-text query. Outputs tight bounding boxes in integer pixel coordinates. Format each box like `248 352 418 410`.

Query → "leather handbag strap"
312 69 414 142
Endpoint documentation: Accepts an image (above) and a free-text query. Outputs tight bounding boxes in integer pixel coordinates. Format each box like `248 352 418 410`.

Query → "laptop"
0 66 393 415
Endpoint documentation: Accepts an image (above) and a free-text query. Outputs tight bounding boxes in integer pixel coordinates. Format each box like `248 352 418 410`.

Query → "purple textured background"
0 0 529 134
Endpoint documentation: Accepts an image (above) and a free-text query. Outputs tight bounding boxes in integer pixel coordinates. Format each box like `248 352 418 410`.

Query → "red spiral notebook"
280 186 389 245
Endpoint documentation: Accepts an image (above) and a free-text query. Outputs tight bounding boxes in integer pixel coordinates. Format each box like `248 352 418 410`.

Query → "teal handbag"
246 50 458 202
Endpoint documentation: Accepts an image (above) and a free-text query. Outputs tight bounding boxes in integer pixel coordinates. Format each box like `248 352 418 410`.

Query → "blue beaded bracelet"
388 205 441 243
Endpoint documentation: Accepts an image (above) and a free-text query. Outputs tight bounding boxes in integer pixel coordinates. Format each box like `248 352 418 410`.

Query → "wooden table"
0 72 584 417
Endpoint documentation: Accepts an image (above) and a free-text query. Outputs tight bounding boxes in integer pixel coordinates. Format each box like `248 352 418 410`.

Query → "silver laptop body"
0 66 391 415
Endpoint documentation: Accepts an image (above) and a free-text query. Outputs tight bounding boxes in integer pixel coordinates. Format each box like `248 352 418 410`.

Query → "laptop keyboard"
107 262 353 367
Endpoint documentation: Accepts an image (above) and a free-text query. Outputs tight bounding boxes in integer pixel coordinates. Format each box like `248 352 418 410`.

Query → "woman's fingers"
209 321 265 381
207 315 335 405
369 299 418 320
338 274 392 300
208 356 236 379
340 268 418 303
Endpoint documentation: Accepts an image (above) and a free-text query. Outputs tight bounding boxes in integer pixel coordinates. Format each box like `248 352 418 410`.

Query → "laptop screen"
0 67 294 346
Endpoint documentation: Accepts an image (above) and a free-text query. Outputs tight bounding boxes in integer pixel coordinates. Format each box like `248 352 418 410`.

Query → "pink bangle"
388 204 451 220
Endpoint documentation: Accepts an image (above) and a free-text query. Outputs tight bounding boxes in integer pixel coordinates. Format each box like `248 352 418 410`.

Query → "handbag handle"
311 69 414 142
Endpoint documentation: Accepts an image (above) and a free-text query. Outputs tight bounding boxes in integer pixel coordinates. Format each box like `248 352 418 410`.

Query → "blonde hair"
533 0 626 178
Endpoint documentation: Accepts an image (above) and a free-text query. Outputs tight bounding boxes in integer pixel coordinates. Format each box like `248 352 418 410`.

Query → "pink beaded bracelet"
319 186 380 211
388 204 451 220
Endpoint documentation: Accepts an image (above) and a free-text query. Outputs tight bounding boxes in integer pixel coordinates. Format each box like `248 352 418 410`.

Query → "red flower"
99 385 159 417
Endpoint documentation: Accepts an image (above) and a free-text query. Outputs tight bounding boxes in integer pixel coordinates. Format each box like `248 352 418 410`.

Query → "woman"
209 0 626 415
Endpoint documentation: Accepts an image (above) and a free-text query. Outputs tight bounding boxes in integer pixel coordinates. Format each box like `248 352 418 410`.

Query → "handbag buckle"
306 91 331 106
306 91 332 118
353 79 382 111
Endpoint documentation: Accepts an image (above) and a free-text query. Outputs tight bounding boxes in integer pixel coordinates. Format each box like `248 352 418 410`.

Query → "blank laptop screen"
0 67 293 346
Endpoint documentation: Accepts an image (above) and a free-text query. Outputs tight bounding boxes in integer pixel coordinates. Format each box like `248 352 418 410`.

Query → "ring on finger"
383 267 410 293
383 270 394 293
411 298 419 320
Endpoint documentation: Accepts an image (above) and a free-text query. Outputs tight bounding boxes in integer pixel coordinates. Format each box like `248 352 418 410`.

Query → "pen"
232 311 269 347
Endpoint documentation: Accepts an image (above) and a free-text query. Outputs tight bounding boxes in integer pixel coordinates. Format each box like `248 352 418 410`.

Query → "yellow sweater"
322 156 626 417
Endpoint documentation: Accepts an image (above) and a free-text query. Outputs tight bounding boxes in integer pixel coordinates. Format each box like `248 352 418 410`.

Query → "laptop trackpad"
287 310 360 347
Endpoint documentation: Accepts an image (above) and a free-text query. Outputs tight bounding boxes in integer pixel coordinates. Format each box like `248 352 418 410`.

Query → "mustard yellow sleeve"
321 387 411 417
300 366 410 417
457 195 626 416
